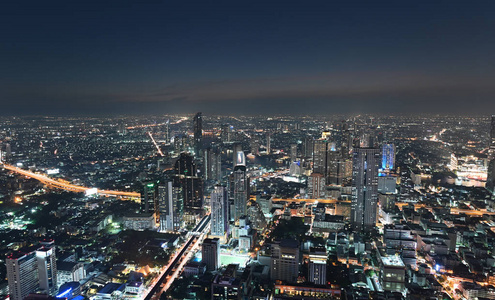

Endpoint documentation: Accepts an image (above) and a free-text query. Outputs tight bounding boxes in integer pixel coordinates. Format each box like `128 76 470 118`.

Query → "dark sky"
1 1 495 115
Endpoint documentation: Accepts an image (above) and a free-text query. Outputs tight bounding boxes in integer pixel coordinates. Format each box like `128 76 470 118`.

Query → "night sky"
1 1 495 115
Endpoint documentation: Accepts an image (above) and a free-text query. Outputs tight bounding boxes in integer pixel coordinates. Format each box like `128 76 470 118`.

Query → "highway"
2 163 141 200
143 214 210 300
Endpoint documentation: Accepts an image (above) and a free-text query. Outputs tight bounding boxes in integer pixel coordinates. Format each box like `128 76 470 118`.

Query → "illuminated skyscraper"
490 115 495 151
233 151 248 222
158 181 183 232
270 239 299 284
36 240 57 294
142 182 158 221
351 147 380 232
202 238 220 271
210 185 229 238
6 250 38 300
308 247 327 286
193 112 202 156
381 144 395 172
487 116 495 195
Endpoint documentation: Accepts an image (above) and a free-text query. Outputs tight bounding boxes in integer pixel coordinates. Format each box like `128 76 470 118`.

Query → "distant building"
202 238 220 271
193 112 202 156
351 147 380 232
271 239 299 284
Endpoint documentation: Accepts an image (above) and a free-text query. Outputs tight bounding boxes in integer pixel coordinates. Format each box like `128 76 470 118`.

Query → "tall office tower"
266 132 271 154
175 152 197 176
290 143 297 162
270 239 299 284
250 138 260 156
221 124 232 143
308 247 327 286
302 136 313 158
165 119 170 143
381 144 396 172
327 151 344 185
490 115 495 151
487 116 495 195
142 182 158 221
158 182 183 232
210 185 229 238
174 153 203 217
313 139 329 175
202 238 220 271
233 151 248 222
204 147 222 181
193 112 202 156
351 147 380 232
232 143 242 167
307 173 325 199
36 240 57 294
7 250 39 300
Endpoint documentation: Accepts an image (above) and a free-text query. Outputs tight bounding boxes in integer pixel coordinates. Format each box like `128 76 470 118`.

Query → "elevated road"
144 214 210 300
2 163 140 200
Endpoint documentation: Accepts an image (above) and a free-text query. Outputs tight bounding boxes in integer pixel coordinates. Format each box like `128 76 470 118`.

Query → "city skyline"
2 1 495 115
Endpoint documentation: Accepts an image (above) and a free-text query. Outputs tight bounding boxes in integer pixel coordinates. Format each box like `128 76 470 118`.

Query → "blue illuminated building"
381 144 395 172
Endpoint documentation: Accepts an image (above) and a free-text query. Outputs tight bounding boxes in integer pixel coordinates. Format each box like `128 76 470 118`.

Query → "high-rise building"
307 173 325 199
6 250 39 300
487 116 495 195
266 132 271 154
204 147 222 181
7 241 58 300
174 153 203 219
290 144 297 162
381 144 395 172
210 185 229 239
270 239 299 284
193 112 202 156
158 181 183 232
142 182 158 219
221 124 232 143
308 247 327 286
202 238 220 271
233 153 248 222
313 140 329 175
351 147 380 232
36 240 57 293
490 115 495 151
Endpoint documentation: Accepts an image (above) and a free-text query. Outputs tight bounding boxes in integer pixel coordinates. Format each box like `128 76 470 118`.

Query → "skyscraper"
142 182 158 220
193 112 202 156
158 181 183 232
202 238 220 271
487 115 495 195
381 143 396 172
270 239 299 284
233 151 248 222
174 153 203 220
36 240 57 293
6 250 39 300
351 147 380 232
490 115 495 151
210 185 229 239
308 247 327 286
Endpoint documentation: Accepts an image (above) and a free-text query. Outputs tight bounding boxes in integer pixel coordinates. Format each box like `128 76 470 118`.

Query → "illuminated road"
2 164 141 200
143 215 210 300
147 131 165 157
